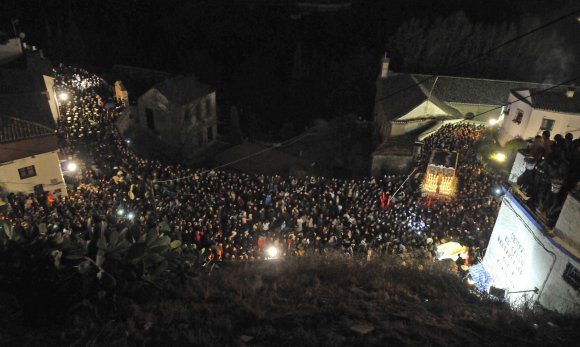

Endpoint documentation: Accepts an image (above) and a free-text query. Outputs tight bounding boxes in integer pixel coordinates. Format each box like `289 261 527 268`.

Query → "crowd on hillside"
3 67 504 264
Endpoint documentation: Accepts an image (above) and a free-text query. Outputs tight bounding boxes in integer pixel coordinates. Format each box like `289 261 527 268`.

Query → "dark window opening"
563 263 580 292
206 98 212 117
33 184 44 196
513 109 524 124
540 118 555 131
146 108 155 130
18 165 37 179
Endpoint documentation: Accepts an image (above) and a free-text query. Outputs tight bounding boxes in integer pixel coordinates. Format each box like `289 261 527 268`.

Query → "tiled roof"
416 74 554 105
0 116 55 144
530 88 580 114
153 75 213 106
376 73 433 122
106 64 175 98
0 68 55 128
376 72 555 121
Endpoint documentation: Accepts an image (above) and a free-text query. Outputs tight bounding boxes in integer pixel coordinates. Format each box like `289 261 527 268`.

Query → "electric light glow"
266 246 279 258
493 152 507 162
58 92 69 102
66 162 78 172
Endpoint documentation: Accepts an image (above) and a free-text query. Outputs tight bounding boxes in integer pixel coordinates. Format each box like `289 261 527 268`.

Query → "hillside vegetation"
2 244 578 346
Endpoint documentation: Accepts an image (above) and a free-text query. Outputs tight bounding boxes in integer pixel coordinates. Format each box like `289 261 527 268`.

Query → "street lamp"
266 246 279 258
58 92 69 102
66 161 78 172
492 152 506 162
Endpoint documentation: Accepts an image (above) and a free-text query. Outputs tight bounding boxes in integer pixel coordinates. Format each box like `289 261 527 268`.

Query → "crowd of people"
517 130 580 226
3 67 504 265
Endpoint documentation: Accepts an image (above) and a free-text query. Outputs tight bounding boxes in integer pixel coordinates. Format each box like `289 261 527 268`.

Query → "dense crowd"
3 67 504 264
517 130 580 226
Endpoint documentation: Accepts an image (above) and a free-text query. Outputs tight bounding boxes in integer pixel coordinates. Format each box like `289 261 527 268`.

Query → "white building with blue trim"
475 182 580 314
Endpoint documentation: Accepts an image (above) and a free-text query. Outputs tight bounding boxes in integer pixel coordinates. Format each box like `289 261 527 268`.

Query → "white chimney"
381 52 390 79
566 84 575 98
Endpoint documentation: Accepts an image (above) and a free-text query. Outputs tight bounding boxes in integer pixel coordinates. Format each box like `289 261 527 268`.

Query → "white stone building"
137 75 217 158
0 117 67 196
497 86 580 146
371 55 553 175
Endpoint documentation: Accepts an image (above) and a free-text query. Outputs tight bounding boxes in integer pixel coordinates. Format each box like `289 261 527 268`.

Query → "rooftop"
106 64 175 98
530 87 580 114
153 75 213 106
0 68 55 128
0 116 55 144
376 72 554 122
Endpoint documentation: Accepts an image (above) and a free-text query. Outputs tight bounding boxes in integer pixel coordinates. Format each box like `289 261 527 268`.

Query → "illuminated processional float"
421 150 459 199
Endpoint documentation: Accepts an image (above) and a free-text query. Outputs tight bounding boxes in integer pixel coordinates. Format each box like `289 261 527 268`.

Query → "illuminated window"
563 263 580 292
18 165 37 179
540 118 555 131
513 109 524 124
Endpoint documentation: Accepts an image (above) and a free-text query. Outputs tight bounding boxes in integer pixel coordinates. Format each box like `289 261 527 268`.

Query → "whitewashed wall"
0 151 67 196
482 191 580 313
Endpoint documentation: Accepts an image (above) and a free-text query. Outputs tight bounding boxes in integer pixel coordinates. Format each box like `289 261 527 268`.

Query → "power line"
152 131 314 184
471 76 580 120
67 74 579 187
375 7 580 105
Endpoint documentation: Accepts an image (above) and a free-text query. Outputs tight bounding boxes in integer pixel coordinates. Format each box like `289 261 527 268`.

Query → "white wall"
498 91 580 145
508 151 526 184
42 75 59 124
523 109 580 140
0 151 67 196
482 191 580 314
397 100 447 121
447 102 499 121
555 193 580 249
138 89 217 155
497 92 534 145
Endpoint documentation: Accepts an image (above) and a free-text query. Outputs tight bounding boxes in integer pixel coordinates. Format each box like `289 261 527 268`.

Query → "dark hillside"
3 255 578 346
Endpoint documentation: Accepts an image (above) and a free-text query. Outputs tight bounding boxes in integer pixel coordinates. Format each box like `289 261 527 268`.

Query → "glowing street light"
117 209 125 216
58 92 69 102
489 118 498 125
127 212 135 220
492 152 506 162
266 246 279 258
66 161 78 172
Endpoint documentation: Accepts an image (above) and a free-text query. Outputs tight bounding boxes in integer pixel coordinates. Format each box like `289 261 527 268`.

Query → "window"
207 126 214 142
563 263 580 292
206 98 212 117
540 118 555 131
145 108 155 130
513 109 524 124
18 165 37 179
